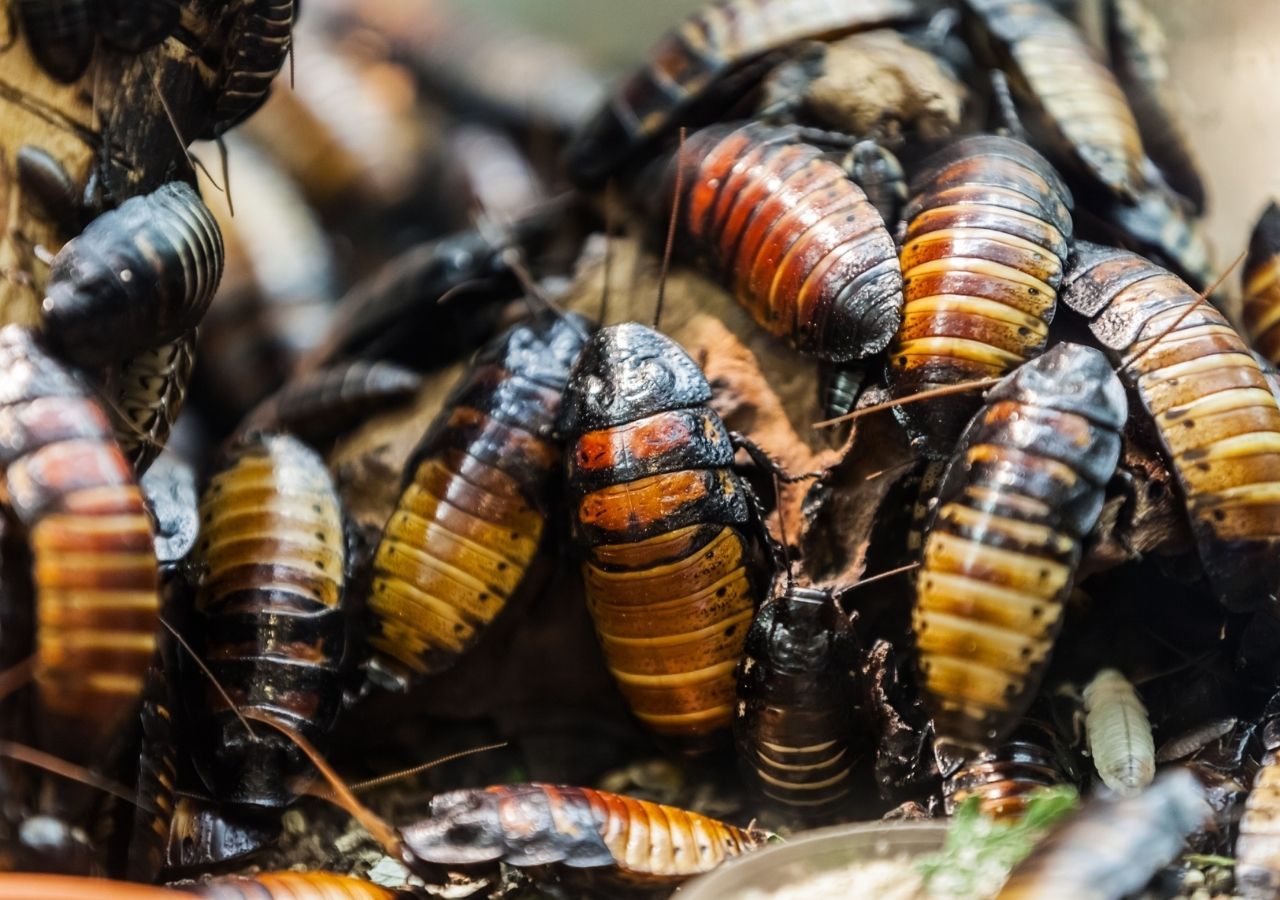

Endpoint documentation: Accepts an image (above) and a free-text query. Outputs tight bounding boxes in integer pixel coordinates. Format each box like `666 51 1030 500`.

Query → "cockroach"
997 769 1207 899
945 723 1065 819
886 133 1074 453
195 871 403 899
16 146 85 236
818 365 865 421
17 0 95 83
914 343 1125 754
1244 202 1280 366
366 314 590 686
96 0 181 53
112 332 197 474
734 584 858 820
1237 702 1280 898
42 182 224 369
1063 242 1280 613
1098 180 1216 295
1082 668 1154 796
209 0 296 137
560 322 764 752
140 453 200 574
565 0 917 186
165 798 281 871
664 120 903 363
125 661 176 882
187 433 347 808
843 139 908 233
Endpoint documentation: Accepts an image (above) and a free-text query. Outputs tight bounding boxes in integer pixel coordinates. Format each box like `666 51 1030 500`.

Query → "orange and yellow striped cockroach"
17 0 95 83
1063 242 1280 613
886 133 1074 454
0 871 404 898
565 0 919 187
914 343 1126 756
365 313 591 687
205 0 296 139
997 769 1208 900
1082 668 1154 796
661 120 903 363
109 332 197 475
1235 697 1280 898
42 182 224 370
185 432 348 809
96 0 181 53
944 721 1067 819
1244 202 1280 366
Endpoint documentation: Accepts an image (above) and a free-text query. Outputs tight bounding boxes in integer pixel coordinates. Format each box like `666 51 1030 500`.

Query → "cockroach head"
995 342 1126 430
399 790 508 866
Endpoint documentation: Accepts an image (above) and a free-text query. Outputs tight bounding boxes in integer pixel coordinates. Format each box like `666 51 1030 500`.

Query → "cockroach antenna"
812 378 1001 429
141 57 225 197
836 561 920 599
216 136 235 217
772 470 794 585
0 656 33 702
599 179 615 326
158 616 258 742
654 127 686 330
340 742 509 795
0 741 157 812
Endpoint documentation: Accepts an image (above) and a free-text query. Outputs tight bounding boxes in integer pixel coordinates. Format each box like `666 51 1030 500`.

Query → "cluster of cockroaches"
4 0 1280 897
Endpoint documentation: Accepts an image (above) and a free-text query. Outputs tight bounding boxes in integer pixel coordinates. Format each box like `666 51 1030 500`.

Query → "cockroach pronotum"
565 0 917 186
1063 242 1280 613
187 433 347 808
664 120 903 363
96 0 181 52
1244 202 1280 366
112 332 197 474
997 769 1207 899
209 0 297 137
914 343 1125 754
734 584 858 820
366 314 590 687
945 723 1065 820
560 322 764 752
42 182 224 369
886 133 1074 453
17 0 95 83
1082 667 1154 796
1237 704 1280 899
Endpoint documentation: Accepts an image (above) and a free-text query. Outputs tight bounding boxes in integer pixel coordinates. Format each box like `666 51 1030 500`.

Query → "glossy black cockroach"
914 343 1126 754
96 0 181 52
565 0 917 186
366 314 590 686
17 0 95 83
664 120 903 363
1082 667 1154 796
560 322 764 752
17 146 86 236
887 133 1074 454
1245 202 1280 366
125 660 176 882
111 332 197 474
187 432 347 808
164 797 281 871
1237 699 1280 898
818 365 865 422
945 723 1065 819
208 0 296 138
1063 242 1280 613
42 182 224 369
734 584 858 820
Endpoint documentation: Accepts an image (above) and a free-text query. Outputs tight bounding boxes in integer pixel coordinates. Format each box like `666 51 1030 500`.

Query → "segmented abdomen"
945 728 1064 820
914 343 1125 750
887 134 1073 452
1082 668 1154 796
1244 202 1280 365
127 662 177 882
672 121 902 362
1238 755 1280 900
18 0 94 82
97 0 181 52
212 0 295 135
196 872 398 899
114 332 196 474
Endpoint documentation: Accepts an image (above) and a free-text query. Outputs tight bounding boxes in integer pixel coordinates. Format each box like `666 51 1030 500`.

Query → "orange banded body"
668 121 903 363
367 315 589 684
887 135 1074 452
1244 203 1280 366
914 343 1125 751
189 433 346 808
400 783 767 888
196 871 401 899
945 725 1065 820
1238 742 1280 898
1064 243 1280 613
561 323 762 750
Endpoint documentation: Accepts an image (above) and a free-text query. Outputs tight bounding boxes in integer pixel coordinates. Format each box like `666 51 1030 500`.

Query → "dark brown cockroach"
565 0 917 186
186 433 347 808
734 585 858 820
209 0 296 137
664 120 903 363
0 325 161 776
42 182 224 369
96 0 181 52
843 139 908 234
111 332 197 474
560 322 764 752
1063 242 1280 613
125 660 176 882
1097 179 1216 295
17 0 95 83
944 722 1065 819
164 798 281 871
886 133 1074 453
1244 202 1280 366
1236 702 1280 899
16 146 86 236
997 769 1207 899
818 365 865 421
914 343 1125 754
366 314 589 686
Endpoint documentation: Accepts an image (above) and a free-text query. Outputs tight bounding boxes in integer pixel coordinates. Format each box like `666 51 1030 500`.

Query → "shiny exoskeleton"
17 0 95 83
210 0 296 137
399 784 767 890
914 343 1125 752
1064 242 1280 613
844 139 908 232
945 725 1065 819
1244 202 1280 366
126 661 177 882
886 134 1074 452
96 0 181 52
113 332 196 474
366 315 589 685
188 433 347 808
1237 707 1280 899
17 145 85 235
165 798 281 871
196 872 401 899
561 323 763 751
666 121 903 363
734 585 857 819
42 182 224 368
565 0 916 186
1082 667 1154 796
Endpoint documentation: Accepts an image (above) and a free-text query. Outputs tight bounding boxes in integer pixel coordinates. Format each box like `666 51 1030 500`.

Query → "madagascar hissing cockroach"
187 433 347 808
843 139 908 233
42 182 224 369
16 145 85 236
914 343 1125 754
125 659 176 882
734 584 858 820
96 0 181 52
663 120 903 363
111 332 197 474
997 769 1207 899
208 0 296 137
1236 700 1280 899
195 871 403 899
366 314 590 686
165 797 281 871
1096 177 1216 295
945 721 1066 819
17 0 95 83
818 365 865 422
1082 668 1154 796
1244 202 1280 366
886 133 1074 453
560 323 765 752
1063 242 1280 613
565 0 917 186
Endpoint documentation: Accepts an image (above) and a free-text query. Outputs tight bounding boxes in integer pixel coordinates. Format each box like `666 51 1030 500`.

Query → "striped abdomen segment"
114 331 196 474
196 872 398 899
945 731 1064 820
1065 243 1280 612
127 663 177 882
192 433 345 807
1082 668 1154 796
1238 755 1280 899
212 0 295 135
915 343 1125 750
673 121 902 362
888 134 1073 452
1244 202 1280 364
